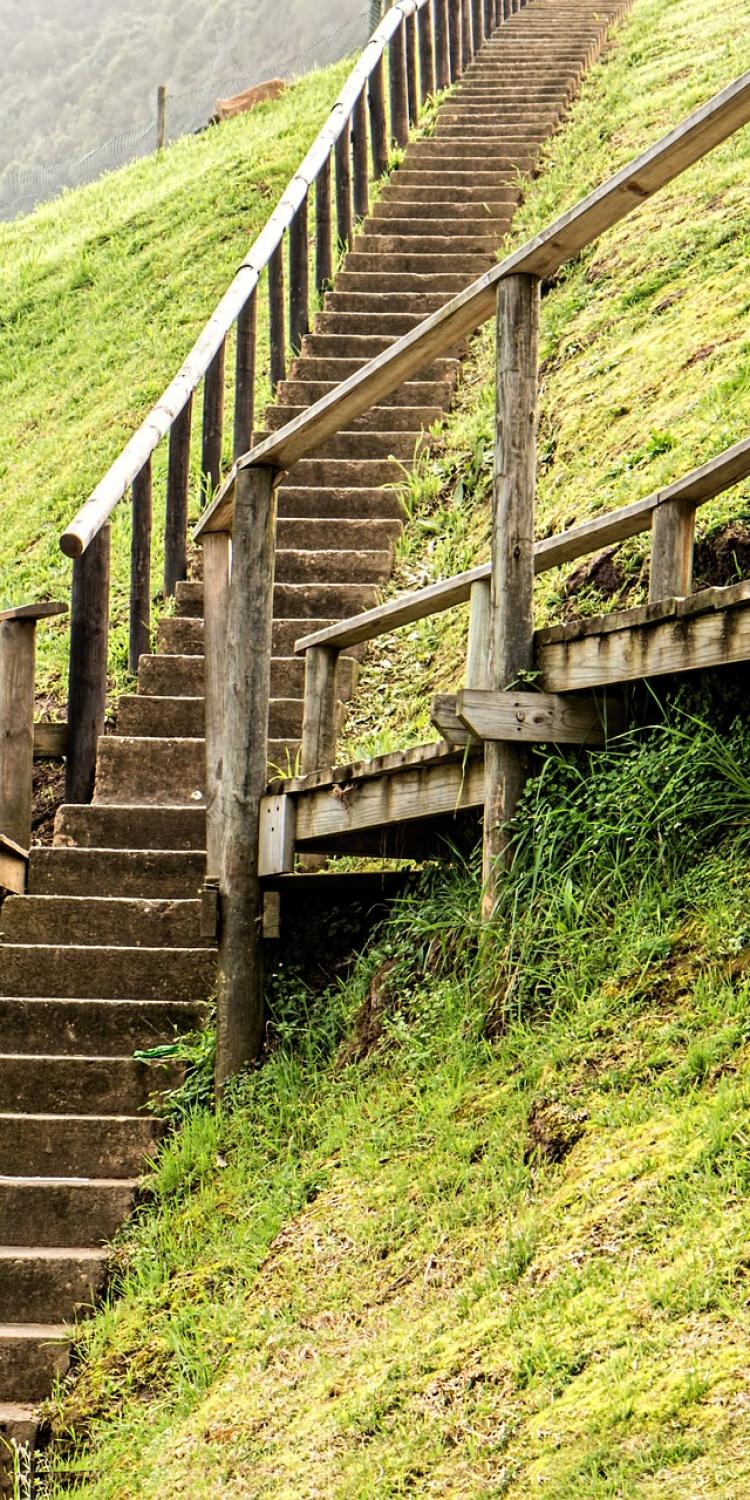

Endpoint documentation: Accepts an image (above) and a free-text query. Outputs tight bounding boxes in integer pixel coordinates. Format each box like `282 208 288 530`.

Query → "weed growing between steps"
38 688 750 1496
342 0 750 758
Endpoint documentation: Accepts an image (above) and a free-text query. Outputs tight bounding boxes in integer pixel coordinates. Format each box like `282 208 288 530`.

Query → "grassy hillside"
24 0 750 1494
0 58 351 700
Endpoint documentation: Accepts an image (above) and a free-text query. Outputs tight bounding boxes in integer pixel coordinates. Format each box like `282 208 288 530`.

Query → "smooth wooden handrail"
293 432 750 653
196 67 750 537
59 0 437 562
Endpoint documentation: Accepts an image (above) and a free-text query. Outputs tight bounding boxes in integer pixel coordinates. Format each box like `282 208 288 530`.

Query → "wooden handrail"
59 0 437 563
196 67 750 537
293 432 750 653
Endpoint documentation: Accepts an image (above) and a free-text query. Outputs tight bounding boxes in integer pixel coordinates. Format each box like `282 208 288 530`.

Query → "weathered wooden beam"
0 618 36 850
315 153 334 294
0 834 27 895
448 0 461 80
202 530 231 880
368 54 390 179
216 464 279 1087
289 752 484 846
538 581 750 691
300 644 339 775
483 273 539 913
268 243 286 391
233 290 257 462
289 193 310 353
353 87 370 222
434 0 450 89
456 688 622 742
406 10 419 124
649 498 694 603
194 70 750 533
335 120 354 251
389 18 410 147
66 525 110 806
129 459 152 673
258 794 297 876
466 576 491 688
34 723 68 759
165 393 192 594
201 340 225 497
418 0 435 102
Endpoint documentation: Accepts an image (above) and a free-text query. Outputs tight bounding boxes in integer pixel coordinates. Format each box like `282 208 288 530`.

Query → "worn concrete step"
0 995 203 1056
300 330 459 359
288 353 458 382
1 895 209 950
273 582 380 619
342 251 489 276
139 651 349 701
333 271 468 296
0 1178 137 1248
0 1114 162 1178
283 457 404 487
389 170 520 188
434 125 551 143
405 139 539 161
54 803 205 852
277 486 404 520
360 217 510 242
313 309 434 337
277 374 450 404
118 694 303 740
265 427 421 462
29 846 206 899
94 737 205 808
279 518 402 551
0 945 215 1002
0 1326 69 1404
370 197 517 218
268 398 441 430
0 1053 182 1116
0 1249 105 1325
351 232 498 256
0 1405 37 1472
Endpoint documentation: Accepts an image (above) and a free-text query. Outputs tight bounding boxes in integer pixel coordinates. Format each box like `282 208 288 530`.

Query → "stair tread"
0 1323 68 1338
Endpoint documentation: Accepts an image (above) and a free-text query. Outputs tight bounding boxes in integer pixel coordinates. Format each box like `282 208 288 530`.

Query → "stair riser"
29 848 206 899
0 1254 105 1325
54 803 205 852
342 252 488 275
0 1116 161 1178
0 1335 69 1405
360 219 510 241
94 739 205 809
0 998 203 1057
371 199 517 218
351 234 498 256
140 653 358 700
1 895 210 950
0 1056 183 1115
118 696 303 740
0 1182 136 1248
261 428 422 461
0 947 215 1002
278 487 404 520
283 459 403 486
268 400 442 429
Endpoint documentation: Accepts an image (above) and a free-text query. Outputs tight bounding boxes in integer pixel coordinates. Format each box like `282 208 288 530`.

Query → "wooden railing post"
462 0 473 66
66 525 110 806
300 645 340 774
202 530 231 879
389 21 410 148
289 193 310 353
466 577 491 688
434 0 451 89
268 244 286 391
315 154 334 295
130 459 152 673
165 395 192 595
202 340 225 498
233 289 257 461
418 0 435 103
352 87 370 222
406 11 419 126
649 500 695 602
448 0 462 81
0 618 36 851
483 273 540 919
472 0 485 50
483 0 493 36
216 463 278 1087
335 121 354 252
368 54 390 179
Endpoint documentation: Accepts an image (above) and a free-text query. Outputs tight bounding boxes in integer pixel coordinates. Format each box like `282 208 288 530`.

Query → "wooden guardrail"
189 64 750 1084
56 0 498 808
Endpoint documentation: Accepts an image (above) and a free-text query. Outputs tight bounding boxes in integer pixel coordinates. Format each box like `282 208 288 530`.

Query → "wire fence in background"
0 5 371 223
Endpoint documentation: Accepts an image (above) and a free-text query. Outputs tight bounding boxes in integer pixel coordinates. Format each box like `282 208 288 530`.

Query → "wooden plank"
268 243 286 391
165 393 192 593
430 693 471 744
201 340 225 497
389 19 410 148
295 565 487 653
33 723 68 759
289 194 310 353
258 794 297 876
300 645 339 774
194 69 750 534
129 459 152 673
290 754 485 846
466 577 490 688
368 54 389 180
269 738 474 795
233 290 257 461
649 497 694 602
66 525 110 806
457 688 623 743
315 154 334 295
538 584 750 691
0 603 66 624
0 619 36 849
202 531 231 879
0 835 27 895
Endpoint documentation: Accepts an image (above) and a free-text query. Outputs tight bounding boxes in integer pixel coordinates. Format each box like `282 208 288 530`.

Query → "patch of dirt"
693 522 750 591
557 544 639 617
32 759 66 845
336 958 399 1066
525 1099 588 1167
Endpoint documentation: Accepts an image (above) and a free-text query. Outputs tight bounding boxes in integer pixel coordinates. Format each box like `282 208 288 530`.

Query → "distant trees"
0 0 359 180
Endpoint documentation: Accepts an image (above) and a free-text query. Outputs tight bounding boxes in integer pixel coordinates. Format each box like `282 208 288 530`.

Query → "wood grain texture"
202 530 231 879
289 194 310 353
258 795 297 876
315 154 334 295
300 645 340 774
389 19 409 148
290 755 484 845
0 619 36 848
129 458 152 673
33 722 68 759
0 835 27 893
201 340 225 497
165 394 192 592
0 604 66 624
65 524 110 806
457 688 623 743
649 498 695 602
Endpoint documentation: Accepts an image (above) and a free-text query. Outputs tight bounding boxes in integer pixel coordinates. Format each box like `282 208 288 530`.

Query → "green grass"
0 58 352 700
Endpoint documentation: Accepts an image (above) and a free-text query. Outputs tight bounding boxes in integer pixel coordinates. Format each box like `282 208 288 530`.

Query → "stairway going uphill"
0 0 626 1476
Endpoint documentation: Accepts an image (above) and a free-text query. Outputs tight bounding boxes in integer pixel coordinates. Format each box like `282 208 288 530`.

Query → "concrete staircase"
0 0 625 1478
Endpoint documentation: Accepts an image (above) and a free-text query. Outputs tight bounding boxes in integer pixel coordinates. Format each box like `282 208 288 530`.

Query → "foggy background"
0 0 370 213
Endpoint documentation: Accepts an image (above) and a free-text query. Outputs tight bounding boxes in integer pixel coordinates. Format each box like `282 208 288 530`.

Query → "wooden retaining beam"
431 689 624 744
0 603 67 858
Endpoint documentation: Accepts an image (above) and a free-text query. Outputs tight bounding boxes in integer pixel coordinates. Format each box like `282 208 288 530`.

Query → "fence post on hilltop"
66 526 111 806
406 11 419 125
649 500 695 603
156 85 168 151
202 530 231 881
216 463 278 1088
483 273 540 921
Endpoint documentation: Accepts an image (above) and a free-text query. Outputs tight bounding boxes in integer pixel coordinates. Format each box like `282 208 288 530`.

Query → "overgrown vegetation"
38 683 750 1496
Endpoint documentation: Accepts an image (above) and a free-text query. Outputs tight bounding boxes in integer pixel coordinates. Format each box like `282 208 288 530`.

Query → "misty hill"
0 0 361 182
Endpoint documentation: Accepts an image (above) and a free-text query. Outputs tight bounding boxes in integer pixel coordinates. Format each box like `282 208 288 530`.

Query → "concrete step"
0 1178 137 1248
268 399 441 430
342 251 489 276
0 1326 69 1404
0 1114 162 1178
1 895 209 950
54 802 205 852
0 996 203 1056
389 170 521 188
283 457 404 487
278 518 402 550
118 694 303 740
0 1405 37 1473
273 582 381 619
370 197 517 218
94 737 205 808
313 309 433 337
350 232 498 256
29 846 206 899
360 217 510 241
139 651 351 701
277 374 450 405
0 1053 182 1115
277 486 404 520
287 353 459 382
0 945 215 1002
0 1248 105 1325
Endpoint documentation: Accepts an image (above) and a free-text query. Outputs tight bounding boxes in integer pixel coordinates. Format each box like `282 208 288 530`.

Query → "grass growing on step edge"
341 0 750 760
35 679 750 1497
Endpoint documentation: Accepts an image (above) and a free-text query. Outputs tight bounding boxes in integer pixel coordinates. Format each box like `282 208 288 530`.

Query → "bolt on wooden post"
483 273 540 920
215 463 278 1089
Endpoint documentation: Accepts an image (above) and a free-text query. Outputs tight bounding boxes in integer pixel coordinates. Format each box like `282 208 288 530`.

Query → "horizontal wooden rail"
60 0 436 561
292 432 750 653
196 67 750 537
